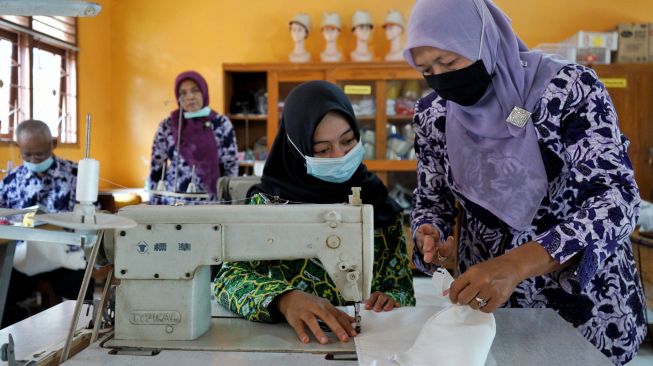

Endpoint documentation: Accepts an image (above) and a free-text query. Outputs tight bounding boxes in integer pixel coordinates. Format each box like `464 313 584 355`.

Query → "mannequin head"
384 23 403 40
382 10 405 41
289 13 311 43
322 26 340 42
290 22 308 42
321 12 342 43
351 10 373 42
353 24 373 42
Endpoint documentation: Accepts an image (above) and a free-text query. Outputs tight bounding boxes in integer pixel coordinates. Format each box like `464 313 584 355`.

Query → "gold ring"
436 248 448 262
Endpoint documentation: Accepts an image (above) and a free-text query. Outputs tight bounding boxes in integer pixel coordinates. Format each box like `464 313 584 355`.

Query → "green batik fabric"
212 193 415 322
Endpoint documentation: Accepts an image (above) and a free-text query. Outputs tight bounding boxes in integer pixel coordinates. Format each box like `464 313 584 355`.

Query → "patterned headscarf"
404 0 568 230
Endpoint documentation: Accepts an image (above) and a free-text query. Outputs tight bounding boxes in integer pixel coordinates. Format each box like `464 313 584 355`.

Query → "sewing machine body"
108 203 374 342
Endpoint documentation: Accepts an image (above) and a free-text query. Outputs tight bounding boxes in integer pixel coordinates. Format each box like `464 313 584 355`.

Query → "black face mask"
424 60 493 107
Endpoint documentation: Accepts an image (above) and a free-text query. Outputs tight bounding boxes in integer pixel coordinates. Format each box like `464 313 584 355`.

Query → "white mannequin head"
382 10 405 39
384 23 402 40
322 26 340 42
290 22 308 42
351 10 373 42
354 25 372 42
289 13 311 43
321 12 342 42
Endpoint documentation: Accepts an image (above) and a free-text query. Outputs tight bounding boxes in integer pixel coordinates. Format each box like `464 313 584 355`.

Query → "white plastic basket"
563 31 618 51
533 43 576 63
534 43 612 65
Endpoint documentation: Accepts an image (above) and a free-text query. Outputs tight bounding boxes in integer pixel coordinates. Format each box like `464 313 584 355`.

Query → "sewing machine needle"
354 302 361 333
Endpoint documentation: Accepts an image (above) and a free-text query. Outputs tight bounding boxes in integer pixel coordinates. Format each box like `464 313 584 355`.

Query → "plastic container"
563 31 618 51
576 47 612 65
533 43 576 63
534 43 611 65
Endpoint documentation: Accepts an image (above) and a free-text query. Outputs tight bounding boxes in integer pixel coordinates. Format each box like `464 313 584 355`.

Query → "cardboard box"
617 23 649 63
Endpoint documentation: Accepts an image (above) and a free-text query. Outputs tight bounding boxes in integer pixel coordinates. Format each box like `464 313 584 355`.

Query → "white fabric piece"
355 269 496 366
637 200 653 232
13 241 86 276
355 306 444 366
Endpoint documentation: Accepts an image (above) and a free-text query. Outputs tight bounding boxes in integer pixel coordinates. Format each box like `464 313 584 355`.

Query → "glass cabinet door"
385 79 429 161
277 81 304 122
337 80 377 159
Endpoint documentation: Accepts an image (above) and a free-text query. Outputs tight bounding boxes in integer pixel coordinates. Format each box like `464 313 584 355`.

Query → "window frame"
0 29 18 141
0 16 78 144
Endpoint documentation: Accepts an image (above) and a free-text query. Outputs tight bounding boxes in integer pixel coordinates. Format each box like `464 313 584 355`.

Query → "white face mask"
288 136 364 183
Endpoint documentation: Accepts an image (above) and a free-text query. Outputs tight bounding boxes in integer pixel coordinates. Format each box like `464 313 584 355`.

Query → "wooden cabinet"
222 62 427 185
223 62 427 268
592 64 653 201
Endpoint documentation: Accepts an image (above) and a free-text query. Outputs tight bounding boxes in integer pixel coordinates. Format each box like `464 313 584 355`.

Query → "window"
0 33 16 138
0 16 78 143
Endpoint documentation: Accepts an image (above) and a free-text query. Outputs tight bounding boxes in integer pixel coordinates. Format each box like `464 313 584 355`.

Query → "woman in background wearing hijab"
405 0 645 364
149 70 238 204
213 81 415 345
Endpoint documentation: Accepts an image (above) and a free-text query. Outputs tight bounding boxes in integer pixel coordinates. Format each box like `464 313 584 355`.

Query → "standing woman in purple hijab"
149 71 238 204
405 0 645 364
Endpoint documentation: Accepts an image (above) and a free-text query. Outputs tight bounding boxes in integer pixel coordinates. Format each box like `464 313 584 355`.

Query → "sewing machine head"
106 203 374 342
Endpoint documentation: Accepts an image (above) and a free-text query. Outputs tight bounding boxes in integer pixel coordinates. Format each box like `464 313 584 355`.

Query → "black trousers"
1 268 94 328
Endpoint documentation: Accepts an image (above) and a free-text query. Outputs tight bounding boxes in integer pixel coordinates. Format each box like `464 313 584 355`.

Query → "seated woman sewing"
213 81 415 345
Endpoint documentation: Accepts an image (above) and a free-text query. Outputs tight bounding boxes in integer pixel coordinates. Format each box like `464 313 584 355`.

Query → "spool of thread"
76 158 99 204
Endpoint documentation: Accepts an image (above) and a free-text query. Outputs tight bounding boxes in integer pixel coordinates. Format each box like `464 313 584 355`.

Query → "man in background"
0 119 92 328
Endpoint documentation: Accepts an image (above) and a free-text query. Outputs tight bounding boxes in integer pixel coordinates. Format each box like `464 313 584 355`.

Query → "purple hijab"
169 71 221 196
403 0 568 231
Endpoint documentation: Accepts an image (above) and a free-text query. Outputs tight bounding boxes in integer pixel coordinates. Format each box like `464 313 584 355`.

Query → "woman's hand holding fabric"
365 291 400 312
448 241 565 312
448 254 522 312
276 290 357 345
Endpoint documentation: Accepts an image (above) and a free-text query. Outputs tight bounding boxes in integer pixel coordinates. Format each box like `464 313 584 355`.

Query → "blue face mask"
288 136 364 183
24 156 54 173
183 106 211 119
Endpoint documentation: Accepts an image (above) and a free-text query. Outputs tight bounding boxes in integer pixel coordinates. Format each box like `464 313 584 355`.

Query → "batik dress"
411 64 646 365
149 114 238 204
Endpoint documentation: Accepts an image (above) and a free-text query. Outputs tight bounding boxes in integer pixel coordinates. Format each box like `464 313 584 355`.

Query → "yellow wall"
2 0 653 188
0 0 115 186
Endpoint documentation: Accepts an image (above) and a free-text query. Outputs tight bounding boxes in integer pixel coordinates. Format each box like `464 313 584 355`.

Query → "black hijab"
248 80 401 228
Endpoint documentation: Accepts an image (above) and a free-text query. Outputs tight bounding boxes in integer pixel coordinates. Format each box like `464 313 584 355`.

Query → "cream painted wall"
1 0 652 188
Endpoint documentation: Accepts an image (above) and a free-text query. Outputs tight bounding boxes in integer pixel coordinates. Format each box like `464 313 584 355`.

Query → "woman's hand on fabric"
365 291 400 312
414 223 454 264
448 255 522 313
275 290 357 344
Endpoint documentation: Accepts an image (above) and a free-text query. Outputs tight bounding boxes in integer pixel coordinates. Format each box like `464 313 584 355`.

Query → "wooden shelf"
363 160 417 171
387 115 414 122
228 114 267 121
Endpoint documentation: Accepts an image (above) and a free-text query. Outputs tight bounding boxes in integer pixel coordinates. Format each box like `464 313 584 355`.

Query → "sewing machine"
103 200 374 344
0 114 373 362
